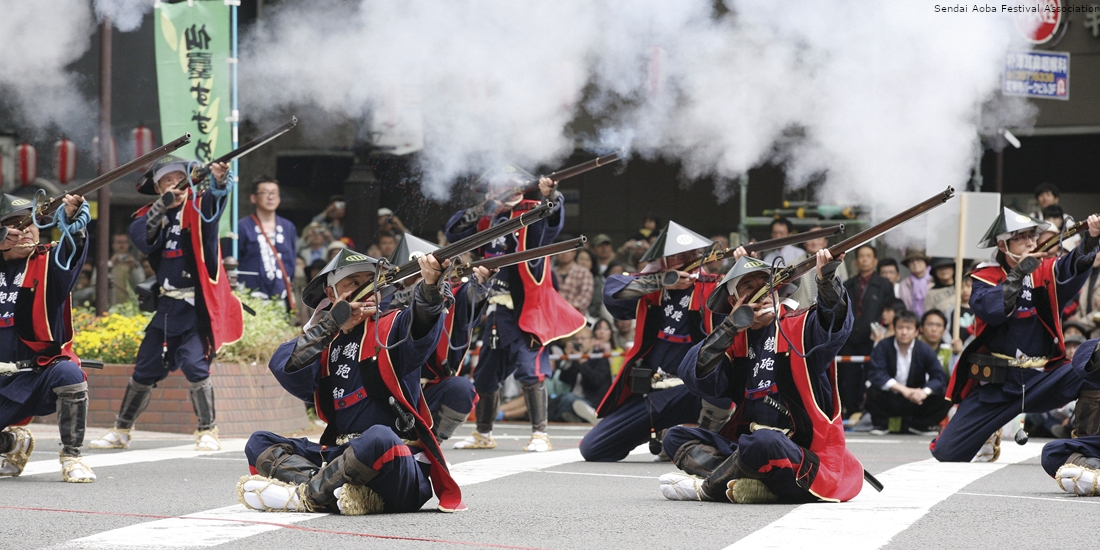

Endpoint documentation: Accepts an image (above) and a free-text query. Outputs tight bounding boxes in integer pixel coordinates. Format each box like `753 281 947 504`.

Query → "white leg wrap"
658 472 710 501
195 426 220 451
972 431 1001 463
236 475 311 512
0 426 35 477
1055 464 1100 496
60 454 97 483
89 428 131 450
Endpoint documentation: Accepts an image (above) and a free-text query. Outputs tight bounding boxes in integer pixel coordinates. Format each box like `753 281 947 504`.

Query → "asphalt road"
0 422 1090 550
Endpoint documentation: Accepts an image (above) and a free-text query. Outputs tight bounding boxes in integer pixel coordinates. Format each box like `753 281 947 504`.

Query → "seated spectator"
614 319 636 349
761 217 804 267
924 257 956 315
1032 181 1060 219
871 298 906 345
866 311 952 435
705 233 731 274
592 234 624 277
551 327 611 424
791 225 848 306
919 309 952 374
325 240 348 262
72 264 96 308
592 318 625 377
553 242 594 314
298 223 332 265
311 195 345 240
376 231 398 260
109 233 145 306
878 257 901 296
630 214 660 242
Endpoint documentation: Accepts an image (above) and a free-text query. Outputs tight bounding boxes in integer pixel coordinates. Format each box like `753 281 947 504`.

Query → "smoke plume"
0 0 96 141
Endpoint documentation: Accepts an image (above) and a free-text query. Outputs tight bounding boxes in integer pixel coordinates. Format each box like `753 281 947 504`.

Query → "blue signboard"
1004 51 1070 100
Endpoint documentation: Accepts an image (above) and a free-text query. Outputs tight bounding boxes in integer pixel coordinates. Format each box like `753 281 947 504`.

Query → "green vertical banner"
154 0 232 235
155 0 230 162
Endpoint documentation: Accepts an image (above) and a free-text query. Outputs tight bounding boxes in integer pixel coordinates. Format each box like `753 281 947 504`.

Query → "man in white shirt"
865 310 951 435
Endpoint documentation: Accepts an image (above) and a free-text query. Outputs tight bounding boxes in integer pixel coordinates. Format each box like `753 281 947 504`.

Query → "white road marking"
724 443 1043 550
449 444 649 485
46 438 648 549
56 505 326 549
956 491 1100 505
5 440 247 479
540 470 655 480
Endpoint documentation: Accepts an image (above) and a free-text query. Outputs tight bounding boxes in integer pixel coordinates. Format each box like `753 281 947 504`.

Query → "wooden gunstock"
180 117 297 189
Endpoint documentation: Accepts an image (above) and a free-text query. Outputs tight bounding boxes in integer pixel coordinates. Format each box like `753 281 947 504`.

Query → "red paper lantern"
92 135 118 172
132 125 154 159
17 143 37 186
53 137 76 185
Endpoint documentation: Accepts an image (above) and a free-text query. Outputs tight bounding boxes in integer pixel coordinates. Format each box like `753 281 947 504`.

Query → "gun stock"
1034 219 1087 253
451 237 587 281
748 186 955 303
348 202 557 302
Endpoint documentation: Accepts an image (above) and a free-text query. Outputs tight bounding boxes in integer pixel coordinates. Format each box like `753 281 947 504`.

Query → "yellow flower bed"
72 308 151 364
70 293 298 365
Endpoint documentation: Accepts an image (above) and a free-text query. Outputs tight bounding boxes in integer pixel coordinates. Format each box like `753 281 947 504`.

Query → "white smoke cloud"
0 0 96 140
94 0 155 33
241 0 1036 237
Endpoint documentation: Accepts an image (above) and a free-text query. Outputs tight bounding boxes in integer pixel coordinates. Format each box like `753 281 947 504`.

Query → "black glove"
145 191 176 245
611 273 664 299
1003 256 1040 316
285 301 352 373
696 314 740 379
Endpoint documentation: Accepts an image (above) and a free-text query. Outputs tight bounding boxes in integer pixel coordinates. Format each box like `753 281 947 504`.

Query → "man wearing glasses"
931 207 1100 464
237 175 298 311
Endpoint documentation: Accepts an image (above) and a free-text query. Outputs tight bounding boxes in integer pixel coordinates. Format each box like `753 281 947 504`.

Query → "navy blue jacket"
867 336 948 395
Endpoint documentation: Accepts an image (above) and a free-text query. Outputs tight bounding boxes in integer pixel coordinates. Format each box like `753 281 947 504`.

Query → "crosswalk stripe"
5 440 248 479
61 505 326 549
49 441 648 549
724 442 1043 550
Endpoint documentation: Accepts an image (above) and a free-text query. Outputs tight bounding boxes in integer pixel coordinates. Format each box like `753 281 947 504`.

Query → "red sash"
180 196 244 353
16 245 79 367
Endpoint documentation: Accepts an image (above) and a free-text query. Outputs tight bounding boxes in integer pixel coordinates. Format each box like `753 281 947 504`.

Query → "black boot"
286 301 351 373
255 444 318 485
304 448 381 512
672 440 726 478
701 451 761 501
522 381 549 433
55 382 88 457
432 405 469 441
116 379 153 430
55 382 96 482
474 391 500 435
190 378 217 431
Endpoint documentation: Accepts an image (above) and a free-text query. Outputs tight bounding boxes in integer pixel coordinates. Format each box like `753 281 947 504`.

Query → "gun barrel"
349 202 556 302
15 133 192 231
1034 219 1086 253
749 186 955 303
182 117 297 189
547 152 622 183
455 236 587 279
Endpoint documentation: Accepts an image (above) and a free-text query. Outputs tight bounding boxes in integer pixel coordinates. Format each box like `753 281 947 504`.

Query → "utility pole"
94 19 112 315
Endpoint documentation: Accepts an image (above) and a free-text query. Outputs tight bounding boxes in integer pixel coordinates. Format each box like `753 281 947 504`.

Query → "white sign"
925 192 1001 260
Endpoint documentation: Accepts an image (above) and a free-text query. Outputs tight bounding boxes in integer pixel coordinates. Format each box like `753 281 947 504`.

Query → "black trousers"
836 362 866 418
865 387 952 431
